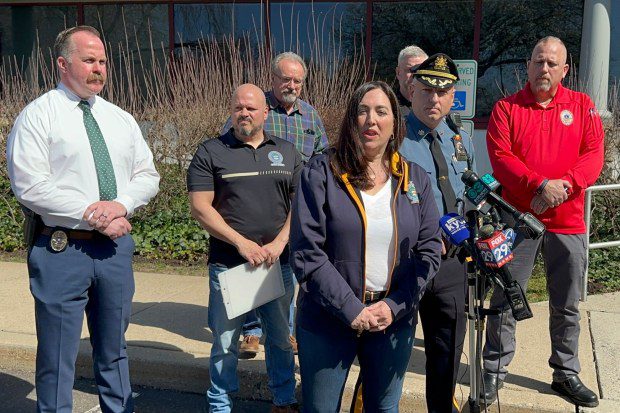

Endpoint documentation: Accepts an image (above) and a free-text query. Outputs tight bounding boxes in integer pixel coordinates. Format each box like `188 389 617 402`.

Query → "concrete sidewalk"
0 260 618 412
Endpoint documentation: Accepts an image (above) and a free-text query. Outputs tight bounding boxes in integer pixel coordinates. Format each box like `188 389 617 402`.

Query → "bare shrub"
0 17 368 259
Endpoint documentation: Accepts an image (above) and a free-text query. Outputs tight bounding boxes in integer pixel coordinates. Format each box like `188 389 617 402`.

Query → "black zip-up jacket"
290 152 442 333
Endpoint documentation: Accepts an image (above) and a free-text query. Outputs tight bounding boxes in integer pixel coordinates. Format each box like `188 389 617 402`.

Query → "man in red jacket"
481 36 604 408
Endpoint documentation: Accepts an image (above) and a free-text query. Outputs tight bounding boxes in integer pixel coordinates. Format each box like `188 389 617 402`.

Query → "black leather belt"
364 290 388 303
41 226 97 240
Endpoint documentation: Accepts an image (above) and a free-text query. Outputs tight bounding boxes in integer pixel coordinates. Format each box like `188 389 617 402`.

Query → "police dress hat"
411 53 459 89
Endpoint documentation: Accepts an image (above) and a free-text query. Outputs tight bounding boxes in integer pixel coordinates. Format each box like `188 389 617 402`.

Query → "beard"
280 89 298 104
534 78 552 92
237 123 262 137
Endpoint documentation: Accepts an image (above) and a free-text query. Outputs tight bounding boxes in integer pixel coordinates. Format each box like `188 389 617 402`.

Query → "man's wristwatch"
536 179 549 195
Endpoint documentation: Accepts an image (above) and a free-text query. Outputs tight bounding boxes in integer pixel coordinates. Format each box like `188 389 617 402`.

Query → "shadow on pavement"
131 301 214 343
0 371 37 412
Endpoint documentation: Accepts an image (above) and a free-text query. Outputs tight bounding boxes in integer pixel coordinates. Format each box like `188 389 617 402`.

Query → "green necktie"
79 100 117 201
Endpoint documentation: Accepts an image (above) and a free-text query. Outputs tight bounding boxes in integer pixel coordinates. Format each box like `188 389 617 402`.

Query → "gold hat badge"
434 55 449 71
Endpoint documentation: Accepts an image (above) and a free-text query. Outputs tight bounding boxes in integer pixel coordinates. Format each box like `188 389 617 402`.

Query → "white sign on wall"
451 60 478 119
460 119 474 137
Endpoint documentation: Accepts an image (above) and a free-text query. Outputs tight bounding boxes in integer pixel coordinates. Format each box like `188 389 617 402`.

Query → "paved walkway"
1 261 618 412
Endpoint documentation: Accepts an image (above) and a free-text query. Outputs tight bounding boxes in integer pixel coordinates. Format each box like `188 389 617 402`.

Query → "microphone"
475 230 514 269
439 213 470 246
476 228 533 321
461 171 546 240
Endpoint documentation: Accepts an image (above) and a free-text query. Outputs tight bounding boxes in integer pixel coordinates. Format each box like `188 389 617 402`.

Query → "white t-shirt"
361 180 395 292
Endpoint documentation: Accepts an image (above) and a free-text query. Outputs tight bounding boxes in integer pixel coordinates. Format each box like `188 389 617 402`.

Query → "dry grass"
0 21 368 217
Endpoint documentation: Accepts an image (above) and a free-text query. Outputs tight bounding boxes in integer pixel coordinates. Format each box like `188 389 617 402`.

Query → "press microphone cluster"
440 213 533 321
461 171 545 240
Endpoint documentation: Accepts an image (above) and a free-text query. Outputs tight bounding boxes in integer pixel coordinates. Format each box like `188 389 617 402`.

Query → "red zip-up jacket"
486 83 605 234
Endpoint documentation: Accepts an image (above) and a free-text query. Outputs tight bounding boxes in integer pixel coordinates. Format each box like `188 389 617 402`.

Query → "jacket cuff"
340 295 366 326
383 293 407 321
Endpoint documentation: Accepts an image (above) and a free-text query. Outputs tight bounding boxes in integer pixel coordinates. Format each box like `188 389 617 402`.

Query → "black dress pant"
419 255 467 413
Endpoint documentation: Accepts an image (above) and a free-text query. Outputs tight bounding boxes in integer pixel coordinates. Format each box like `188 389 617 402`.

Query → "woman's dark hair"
331 81 405 190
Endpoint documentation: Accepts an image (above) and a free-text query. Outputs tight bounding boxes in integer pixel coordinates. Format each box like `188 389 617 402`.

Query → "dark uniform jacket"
290 152 442 334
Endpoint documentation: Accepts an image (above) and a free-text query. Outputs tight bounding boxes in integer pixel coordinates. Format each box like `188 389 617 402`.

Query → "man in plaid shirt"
221 52 328 356
223 52 328 163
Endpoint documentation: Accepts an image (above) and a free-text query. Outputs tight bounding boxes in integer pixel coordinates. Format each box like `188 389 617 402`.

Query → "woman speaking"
290 81 442 412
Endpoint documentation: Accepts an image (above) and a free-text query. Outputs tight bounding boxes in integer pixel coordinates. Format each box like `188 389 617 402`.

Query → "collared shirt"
222 90 328 162
187 129 303 267
6 83 160 230
400 112 475 216
486 83 604 233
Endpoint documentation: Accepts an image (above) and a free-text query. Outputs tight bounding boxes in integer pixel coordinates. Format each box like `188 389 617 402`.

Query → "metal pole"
583 190 592 301
582 184 620 301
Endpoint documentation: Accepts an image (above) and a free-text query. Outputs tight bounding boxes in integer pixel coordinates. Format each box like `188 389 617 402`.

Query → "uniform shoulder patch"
407 181 419 204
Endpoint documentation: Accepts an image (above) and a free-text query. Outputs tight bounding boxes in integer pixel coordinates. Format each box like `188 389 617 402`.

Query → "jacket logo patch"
406 181 419 204
560 110 574 126
268 151 285 166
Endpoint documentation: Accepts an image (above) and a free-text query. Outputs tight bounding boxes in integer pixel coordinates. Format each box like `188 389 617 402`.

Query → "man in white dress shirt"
6 25 159 413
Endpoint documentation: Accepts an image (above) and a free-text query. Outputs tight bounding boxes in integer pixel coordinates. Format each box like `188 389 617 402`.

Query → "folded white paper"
218 261 285 320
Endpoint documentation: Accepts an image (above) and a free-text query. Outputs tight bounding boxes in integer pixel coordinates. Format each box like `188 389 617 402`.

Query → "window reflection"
269 2 365 60
0 6 77 65
370 1 475 81
84 4 168 58
174 3 264 47
477 0 583 117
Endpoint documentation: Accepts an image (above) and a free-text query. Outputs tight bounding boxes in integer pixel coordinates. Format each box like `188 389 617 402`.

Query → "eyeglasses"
274 74 303 86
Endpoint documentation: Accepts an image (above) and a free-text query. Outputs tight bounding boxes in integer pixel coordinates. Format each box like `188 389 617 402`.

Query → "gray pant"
482 219 587 382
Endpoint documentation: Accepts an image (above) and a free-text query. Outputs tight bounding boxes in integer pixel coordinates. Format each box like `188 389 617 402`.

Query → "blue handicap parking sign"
452 91 466 111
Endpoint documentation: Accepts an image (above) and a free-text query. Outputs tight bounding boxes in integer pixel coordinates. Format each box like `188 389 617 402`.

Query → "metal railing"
582 183 620 301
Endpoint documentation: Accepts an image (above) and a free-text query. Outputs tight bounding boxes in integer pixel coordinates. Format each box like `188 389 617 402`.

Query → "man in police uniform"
188 84 301 413
6 26 160 412
400 53 475 413
395 45 428 117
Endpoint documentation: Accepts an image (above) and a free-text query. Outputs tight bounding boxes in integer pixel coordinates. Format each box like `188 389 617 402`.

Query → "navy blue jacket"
290 152 442 332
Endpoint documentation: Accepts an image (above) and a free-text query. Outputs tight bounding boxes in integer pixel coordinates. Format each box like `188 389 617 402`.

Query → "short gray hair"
534 36 566 50
54 25 101 60
271 52 307 79
398 45 428 65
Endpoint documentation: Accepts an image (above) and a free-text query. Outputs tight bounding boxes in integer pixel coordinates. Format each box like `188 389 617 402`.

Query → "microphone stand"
463 210 499 413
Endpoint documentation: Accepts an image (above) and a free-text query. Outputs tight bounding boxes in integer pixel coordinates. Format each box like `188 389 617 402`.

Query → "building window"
174 3 264 47
477 0 584 117
0 6 77 67
269 2 366 60
370 1 475 81
84 4 168 61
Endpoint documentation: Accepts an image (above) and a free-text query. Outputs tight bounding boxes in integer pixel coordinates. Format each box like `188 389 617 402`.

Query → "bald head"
231 84 267 109
527 36 569 102
531 36 567 64
230 83 269 142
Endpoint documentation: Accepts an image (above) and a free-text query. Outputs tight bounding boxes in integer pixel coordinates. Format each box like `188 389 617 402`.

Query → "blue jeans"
206 263 296 412
242 276 296 337
297 319 414 412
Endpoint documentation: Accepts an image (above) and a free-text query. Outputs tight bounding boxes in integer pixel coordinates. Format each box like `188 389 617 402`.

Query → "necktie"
427 130 458 213
78 100 117 201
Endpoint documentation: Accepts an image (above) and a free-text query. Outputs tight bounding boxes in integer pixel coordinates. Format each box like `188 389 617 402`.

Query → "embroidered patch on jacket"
407 181 419 204
268 151 285 166
560 110 574 126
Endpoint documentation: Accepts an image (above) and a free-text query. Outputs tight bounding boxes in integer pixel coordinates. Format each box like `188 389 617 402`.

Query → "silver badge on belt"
50 230 68 252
